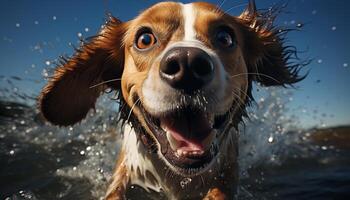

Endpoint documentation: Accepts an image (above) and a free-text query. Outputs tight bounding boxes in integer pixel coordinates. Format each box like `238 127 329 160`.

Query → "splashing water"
180 177 192 189
0 73 349 199
1 0 350 198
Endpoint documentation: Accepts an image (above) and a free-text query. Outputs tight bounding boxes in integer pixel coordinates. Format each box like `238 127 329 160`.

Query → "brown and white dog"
38 1 305 199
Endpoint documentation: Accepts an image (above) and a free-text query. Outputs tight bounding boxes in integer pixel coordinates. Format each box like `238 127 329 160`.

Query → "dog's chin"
137 102 232 176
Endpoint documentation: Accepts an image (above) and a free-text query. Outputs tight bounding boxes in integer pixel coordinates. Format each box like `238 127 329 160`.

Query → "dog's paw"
105 186 126 200
203 188 226 200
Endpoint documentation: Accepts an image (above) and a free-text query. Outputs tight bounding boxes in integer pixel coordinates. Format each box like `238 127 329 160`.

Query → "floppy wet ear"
39 17 126 126
238 0 306 86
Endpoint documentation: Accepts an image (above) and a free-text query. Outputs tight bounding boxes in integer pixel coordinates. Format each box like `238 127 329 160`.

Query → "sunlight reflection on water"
1 75 349 200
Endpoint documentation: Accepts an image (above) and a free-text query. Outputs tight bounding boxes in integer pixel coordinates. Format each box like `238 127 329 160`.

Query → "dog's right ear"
237 0 306 87
39 17 127 126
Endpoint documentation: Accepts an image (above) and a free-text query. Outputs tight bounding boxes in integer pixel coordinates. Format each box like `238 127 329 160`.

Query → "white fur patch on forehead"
182 3 197 41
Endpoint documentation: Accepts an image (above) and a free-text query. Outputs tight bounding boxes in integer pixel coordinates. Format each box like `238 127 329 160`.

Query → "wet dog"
39 1 305 199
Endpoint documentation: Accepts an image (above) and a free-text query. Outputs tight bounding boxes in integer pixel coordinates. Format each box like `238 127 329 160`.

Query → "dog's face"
121 2 249 174
39 2 303 176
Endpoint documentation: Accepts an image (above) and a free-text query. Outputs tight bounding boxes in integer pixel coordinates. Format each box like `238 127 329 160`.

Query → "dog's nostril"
163 59 181 76
191 56 214 78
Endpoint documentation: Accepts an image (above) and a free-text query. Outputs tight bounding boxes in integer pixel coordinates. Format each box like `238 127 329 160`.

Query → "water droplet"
331 26 336 31
77 32 82 37
73 166 77 170
3 36 13 43
84 27 89 32
180 177 192 188
15 23 20 27
317 59 323 64
53 16 57 20
42 69 49 78
296 23 303 28
268 136 274 143
86 146 92 151
343 63 348 67
270 154 276 161
9 150 15 155
80 150 85 155
34 20 39 25
45 60 51 66
321 146 327 150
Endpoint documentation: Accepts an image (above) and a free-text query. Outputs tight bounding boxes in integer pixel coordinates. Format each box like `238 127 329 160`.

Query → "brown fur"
39 17 127 126
38 1 306 199
203 188 226 200
106 150 128 200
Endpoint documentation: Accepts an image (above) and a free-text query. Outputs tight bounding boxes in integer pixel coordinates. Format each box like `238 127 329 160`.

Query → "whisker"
89 78 122 89
217 0 227 10
119 101 128 115
224 3 247 14
215 0 226 13
230 72 281 84
233 86 250 103
231 92 246 112
126 98 141 122
230 86 248 111
200 175 205 186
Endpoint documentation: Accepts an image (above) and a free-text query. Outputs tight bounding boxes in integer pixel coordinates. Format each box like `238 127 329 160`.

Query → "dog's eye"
136 32 156 49
215 29 236 48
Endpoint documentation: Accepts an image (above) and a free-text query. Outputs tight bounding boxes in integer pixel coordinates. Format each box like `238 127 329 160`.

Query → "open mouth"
139 103 231 175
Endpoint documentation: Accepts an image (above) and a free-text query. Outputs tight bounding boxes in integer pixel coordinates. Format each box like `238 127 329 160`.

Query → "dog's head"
39 1 304 175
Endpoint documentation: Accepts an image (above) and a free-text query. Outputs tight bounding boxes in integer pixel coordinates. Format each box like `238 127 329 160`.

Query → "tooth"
166 132 180 151
175 150 181 158
160 122 167 132
183 151 189 156
177 149 184 157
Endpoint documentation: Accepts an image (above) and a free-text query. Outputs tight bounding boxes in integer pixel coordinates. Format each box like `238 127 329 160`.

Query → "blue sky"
0 0 349 128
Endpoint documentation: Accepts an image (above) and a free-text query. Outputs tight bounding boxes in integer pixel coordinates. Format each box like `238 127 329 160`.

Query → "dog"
38 1 305 199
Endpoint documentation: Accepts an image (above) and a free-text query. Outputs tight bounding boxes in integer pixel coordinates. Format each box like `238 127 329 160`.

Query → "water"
1 81 350 200
1 0 350 198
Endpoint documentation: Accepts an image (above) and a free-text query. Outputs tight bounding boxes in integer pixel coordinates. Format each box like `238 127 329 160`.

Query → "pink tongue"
161 114 211 151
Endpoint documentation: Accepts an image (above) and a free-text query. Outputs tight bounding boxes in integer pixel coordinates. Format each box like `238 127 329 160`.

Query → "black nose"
159 47 214 92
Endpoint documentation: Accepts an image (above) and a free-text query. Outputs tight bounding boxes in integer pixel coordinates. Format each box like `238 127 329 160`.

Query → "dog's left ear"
39 17 127 126
238 0 305 86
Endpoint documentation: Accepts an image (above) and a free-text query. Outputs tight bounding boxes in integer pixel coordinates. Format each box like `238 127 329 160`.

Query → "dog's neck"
122 124 163 193
121 123 239 199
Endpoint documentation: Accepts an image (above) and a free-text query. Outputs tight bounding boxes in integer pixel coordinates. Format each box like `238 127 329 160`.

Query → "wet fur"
38 1 306 199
